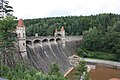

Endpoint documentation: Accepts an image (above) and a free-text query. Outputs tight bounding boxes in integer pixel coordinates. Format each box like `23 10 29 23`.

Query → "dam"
26 37 82 73
16 19 83 74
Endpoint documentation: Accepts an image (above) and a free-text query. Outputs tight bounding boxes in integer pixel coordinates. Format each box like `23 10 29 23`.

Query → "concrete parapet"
81 58 120 69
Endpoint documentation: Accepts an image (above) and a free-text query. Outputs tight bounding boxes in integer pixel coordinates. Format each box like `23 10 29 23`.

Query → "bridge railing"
26 36 83 40
65 36 83 41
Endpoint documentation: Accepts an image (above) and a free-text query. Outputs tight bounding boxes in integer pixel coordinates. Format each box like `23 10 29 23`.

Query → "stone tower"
54 26 65 45
16 19 27 58
54 28 58 37
60 26 65 45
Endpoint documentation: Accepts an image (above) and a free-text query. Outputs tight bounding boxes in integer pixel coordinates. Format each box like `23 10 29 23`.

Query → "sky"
8 0 120 19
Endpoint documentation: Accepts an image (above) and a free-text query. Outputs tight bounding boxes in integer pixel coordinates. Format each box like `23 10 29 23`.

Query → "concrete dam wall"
26 37 82 74
15 19 82 74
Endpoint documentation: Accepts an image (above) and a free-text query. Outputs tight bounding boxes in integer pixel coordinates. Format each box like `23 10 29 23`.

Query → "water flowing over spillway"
26 40 81 74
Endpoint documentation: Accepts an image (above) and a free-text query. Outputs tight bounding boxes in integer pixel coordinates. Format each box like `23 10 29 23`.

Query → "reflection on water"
90 66 120 80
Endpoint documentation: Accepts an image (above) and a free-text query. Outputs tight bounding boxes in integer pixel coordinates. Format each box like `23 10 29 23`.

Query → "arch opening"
56 38 61 42
26 40 32 45
34 40 41 44
42 39 48 43
49 38 55 42
56 34 61 37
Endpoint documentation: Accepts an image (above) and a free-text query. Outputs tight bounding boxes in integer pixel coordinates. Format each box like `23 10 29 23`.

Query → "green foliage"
0 0 13 18
73 60 89 80
0 15 16 51
82 27 101 51
24 13 120 36
113 21 120 32
83 73 90 80
48 63 62 77
0 62 36 80
77 20 120 61
0 62 67 80
0 16 17 77
76 60 87 76
77 49 118 61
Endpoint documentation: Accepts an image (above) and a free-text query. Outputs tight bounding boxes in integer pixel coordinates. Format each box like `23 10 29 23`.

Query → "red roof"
61 26 65 32
17 19 25 27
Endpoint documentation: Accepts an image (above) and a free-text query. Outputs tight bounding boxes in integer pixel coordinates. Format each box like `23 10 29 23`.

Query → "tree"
47 64 67 80
0 15 16 76
73 60 89 80
0 0 13 18
82 27 102 51
0 62 67 80
113 21 120 32
48 63 61 77
24 13 120 36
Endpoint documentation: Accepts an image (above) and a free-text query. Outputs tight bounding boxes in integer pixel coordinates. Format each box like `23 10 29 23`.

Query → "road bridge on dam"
26 36 83 46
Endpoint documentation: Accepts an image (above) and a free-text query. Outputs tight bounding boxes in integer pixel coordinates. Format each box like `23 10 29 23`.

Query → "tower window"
18 33 20 37
23 43 25 46
23 33 25 37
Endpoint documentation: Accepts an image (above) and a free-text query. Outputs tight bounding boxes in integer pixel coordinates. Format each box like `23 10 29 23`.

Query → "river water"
89 66 120 80
66 66 120 80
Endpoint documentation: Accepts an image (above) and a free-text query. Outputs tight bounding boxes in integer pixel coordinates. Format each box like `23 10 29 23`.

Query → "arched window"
23 33 25 37
23 43 25 46
18 33 20 37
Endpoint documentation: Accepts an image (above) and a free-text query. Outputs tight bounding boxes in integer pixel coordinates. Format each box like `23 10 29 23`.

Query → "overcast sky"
8 0 120 19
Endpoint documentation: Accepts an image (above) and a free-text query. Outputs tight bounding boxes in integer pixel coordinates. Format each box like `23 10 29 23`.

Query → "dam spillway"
15 19 82 74
26 36 82 74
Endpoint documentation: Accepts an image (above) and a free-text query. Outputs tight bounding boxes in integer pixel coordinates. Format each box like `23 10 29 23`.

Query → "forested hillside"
24 13 120 36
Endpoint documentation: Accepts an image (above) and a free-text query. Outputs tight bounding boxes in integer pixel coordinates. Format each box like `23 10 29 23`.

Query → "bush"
0 63 67 80
77 48 120 61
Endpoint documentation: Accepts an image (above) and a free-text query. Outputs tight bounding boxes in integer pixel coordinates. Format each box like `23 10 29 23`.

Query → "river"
90 66 120 80
66 65 120 80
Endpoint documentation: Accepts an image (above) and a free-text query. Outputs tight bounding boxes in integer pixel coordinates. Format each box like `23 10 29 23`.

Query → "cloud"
70 0 120 16
8 0 120 19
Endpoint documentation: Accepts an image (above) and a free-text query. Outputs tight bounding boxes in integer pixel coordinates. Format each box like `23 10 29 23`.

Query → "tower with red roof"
61 26 65 38
16 19 27 58
61 26 65 45
54 26 65 46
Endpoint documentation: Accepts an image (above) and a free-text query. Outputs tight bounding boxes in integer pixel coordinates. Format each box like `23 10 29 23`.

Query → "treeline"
76 14 120 61
24 13 120 37
78 21 120 61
